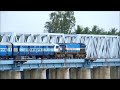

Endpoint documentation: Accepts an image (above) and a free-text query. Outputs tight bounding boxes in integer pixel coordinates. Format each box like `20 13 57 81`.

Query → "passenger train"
0 42 86 60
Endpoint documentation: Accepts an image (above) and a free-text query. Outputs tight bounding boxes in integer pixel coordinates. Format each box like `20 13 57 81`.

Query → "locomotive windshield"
59 45 66 52
56 46 59 48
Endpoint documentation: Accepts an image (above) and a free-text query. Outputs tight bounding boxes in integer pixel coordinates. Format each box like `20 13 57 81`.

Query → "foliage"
74 25 119 36
44 11 76 34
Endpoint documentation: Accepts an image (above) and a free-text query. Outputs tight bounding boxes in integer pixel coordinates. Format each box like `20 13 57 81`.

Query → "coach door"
28 46 30 56
17 46 20 56
6 45 8 59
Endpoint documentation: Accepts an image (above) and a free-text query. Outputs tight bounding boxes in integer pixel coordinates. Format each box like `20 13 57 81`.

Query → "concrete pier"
56 68 69 79
92 67 99 79
77 68 91 79
70 68 77 79
30 69 38 79
6 71 12 79
92 67 110 79
82 68 91 79
110 66 117 79
56 68 63 79
110 66 120 79
49 69 57 79
0 71 12 79
90 69 93 79
24 69 46 79
23 70 31 79
103 67 110 79
117 67 120 79
77 68 82 79
11 71 21 79
99 66 110 79
38 69 46 79
99 67 104 79
0 71 7 79
63 68 69 79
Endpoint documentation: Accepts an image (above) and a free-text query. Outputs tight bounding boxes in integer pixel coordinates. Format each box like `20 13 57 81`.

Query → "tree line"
75 25 120 36
44 11 120 36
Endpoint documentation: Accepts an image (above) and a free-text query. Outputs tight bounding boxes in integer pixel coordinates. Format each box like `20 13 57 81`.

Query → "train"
0 42 86 60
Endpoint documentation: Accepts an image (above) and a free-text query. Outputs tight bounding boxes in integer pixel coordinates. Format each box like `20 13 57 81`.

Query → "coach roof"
13 43 58 46
0 42 12 45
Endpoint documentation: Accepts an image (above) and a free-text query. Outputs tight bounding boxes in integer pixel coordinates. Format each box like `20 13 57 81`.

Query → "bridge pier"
0 71 12 79
30 69 38 79
56 68 69 79
30 69 46 79
11 71 21 79
92 66 110 79
110 66 117 79
70 68 77 79
63 68 69 79
110 66 120 79
6 71 12 79
77 68 82 79
102 67 110 79
77 68 91 79
49 69 57 79
0 70 21 79
56 69 62 79
92 67 99 79
82 68 91 79
23 70 31 79
38 69 46 79
117 67 120 79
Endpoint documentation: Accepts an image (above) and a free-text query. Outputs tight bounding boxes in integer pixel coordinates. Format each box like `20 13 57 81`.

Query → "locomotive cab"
54 44 60 52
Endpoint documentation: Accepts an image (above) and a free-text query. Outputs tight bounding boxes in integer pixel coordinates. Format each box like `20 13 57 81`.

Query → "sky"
0 11 120 33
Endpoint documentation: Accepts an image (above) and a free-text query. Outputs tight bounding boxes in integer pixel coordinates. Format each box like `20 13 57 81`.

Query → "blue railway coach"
12 43 60 59
0 42 13 59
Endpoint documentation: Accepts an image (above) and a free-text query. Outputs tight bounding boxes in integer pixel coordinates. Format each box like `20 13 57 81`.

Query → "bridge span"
0 32 120 58
0 32 120 79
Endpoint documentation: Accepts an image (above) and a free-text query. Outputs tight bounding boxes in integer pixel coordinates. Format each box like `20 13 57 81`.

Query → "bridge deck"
0 59 120 71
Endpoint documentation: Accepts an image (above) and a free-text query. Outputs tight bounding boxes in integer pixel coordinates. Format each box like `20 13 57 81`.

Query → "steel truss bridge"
0 32 120 71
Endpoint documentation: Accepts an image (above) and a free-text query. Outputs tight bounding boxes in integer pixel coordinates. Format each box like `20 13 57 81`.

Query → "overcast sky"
0 11 119 33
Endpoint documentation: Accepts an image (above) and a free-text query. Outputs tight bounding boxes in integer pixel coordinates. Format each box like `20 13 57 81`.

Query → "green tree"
116 31 120 36
44 11 76 34
91 25 99 34
83 27 90 34
75 25 83 34
101 30 108 35
108 28 118 35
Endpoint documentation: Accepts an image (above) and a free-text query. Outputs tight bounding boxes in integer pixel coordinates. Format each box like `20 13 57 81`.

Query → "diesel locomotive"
0 42 86 60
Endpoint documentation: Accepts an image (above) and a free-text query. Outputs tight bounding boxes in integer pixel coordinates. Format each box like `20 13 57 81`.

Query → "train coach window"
56 46 59 48
2 48 4 51
38 48 39 51
0 49 3 51
39 49 41 51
